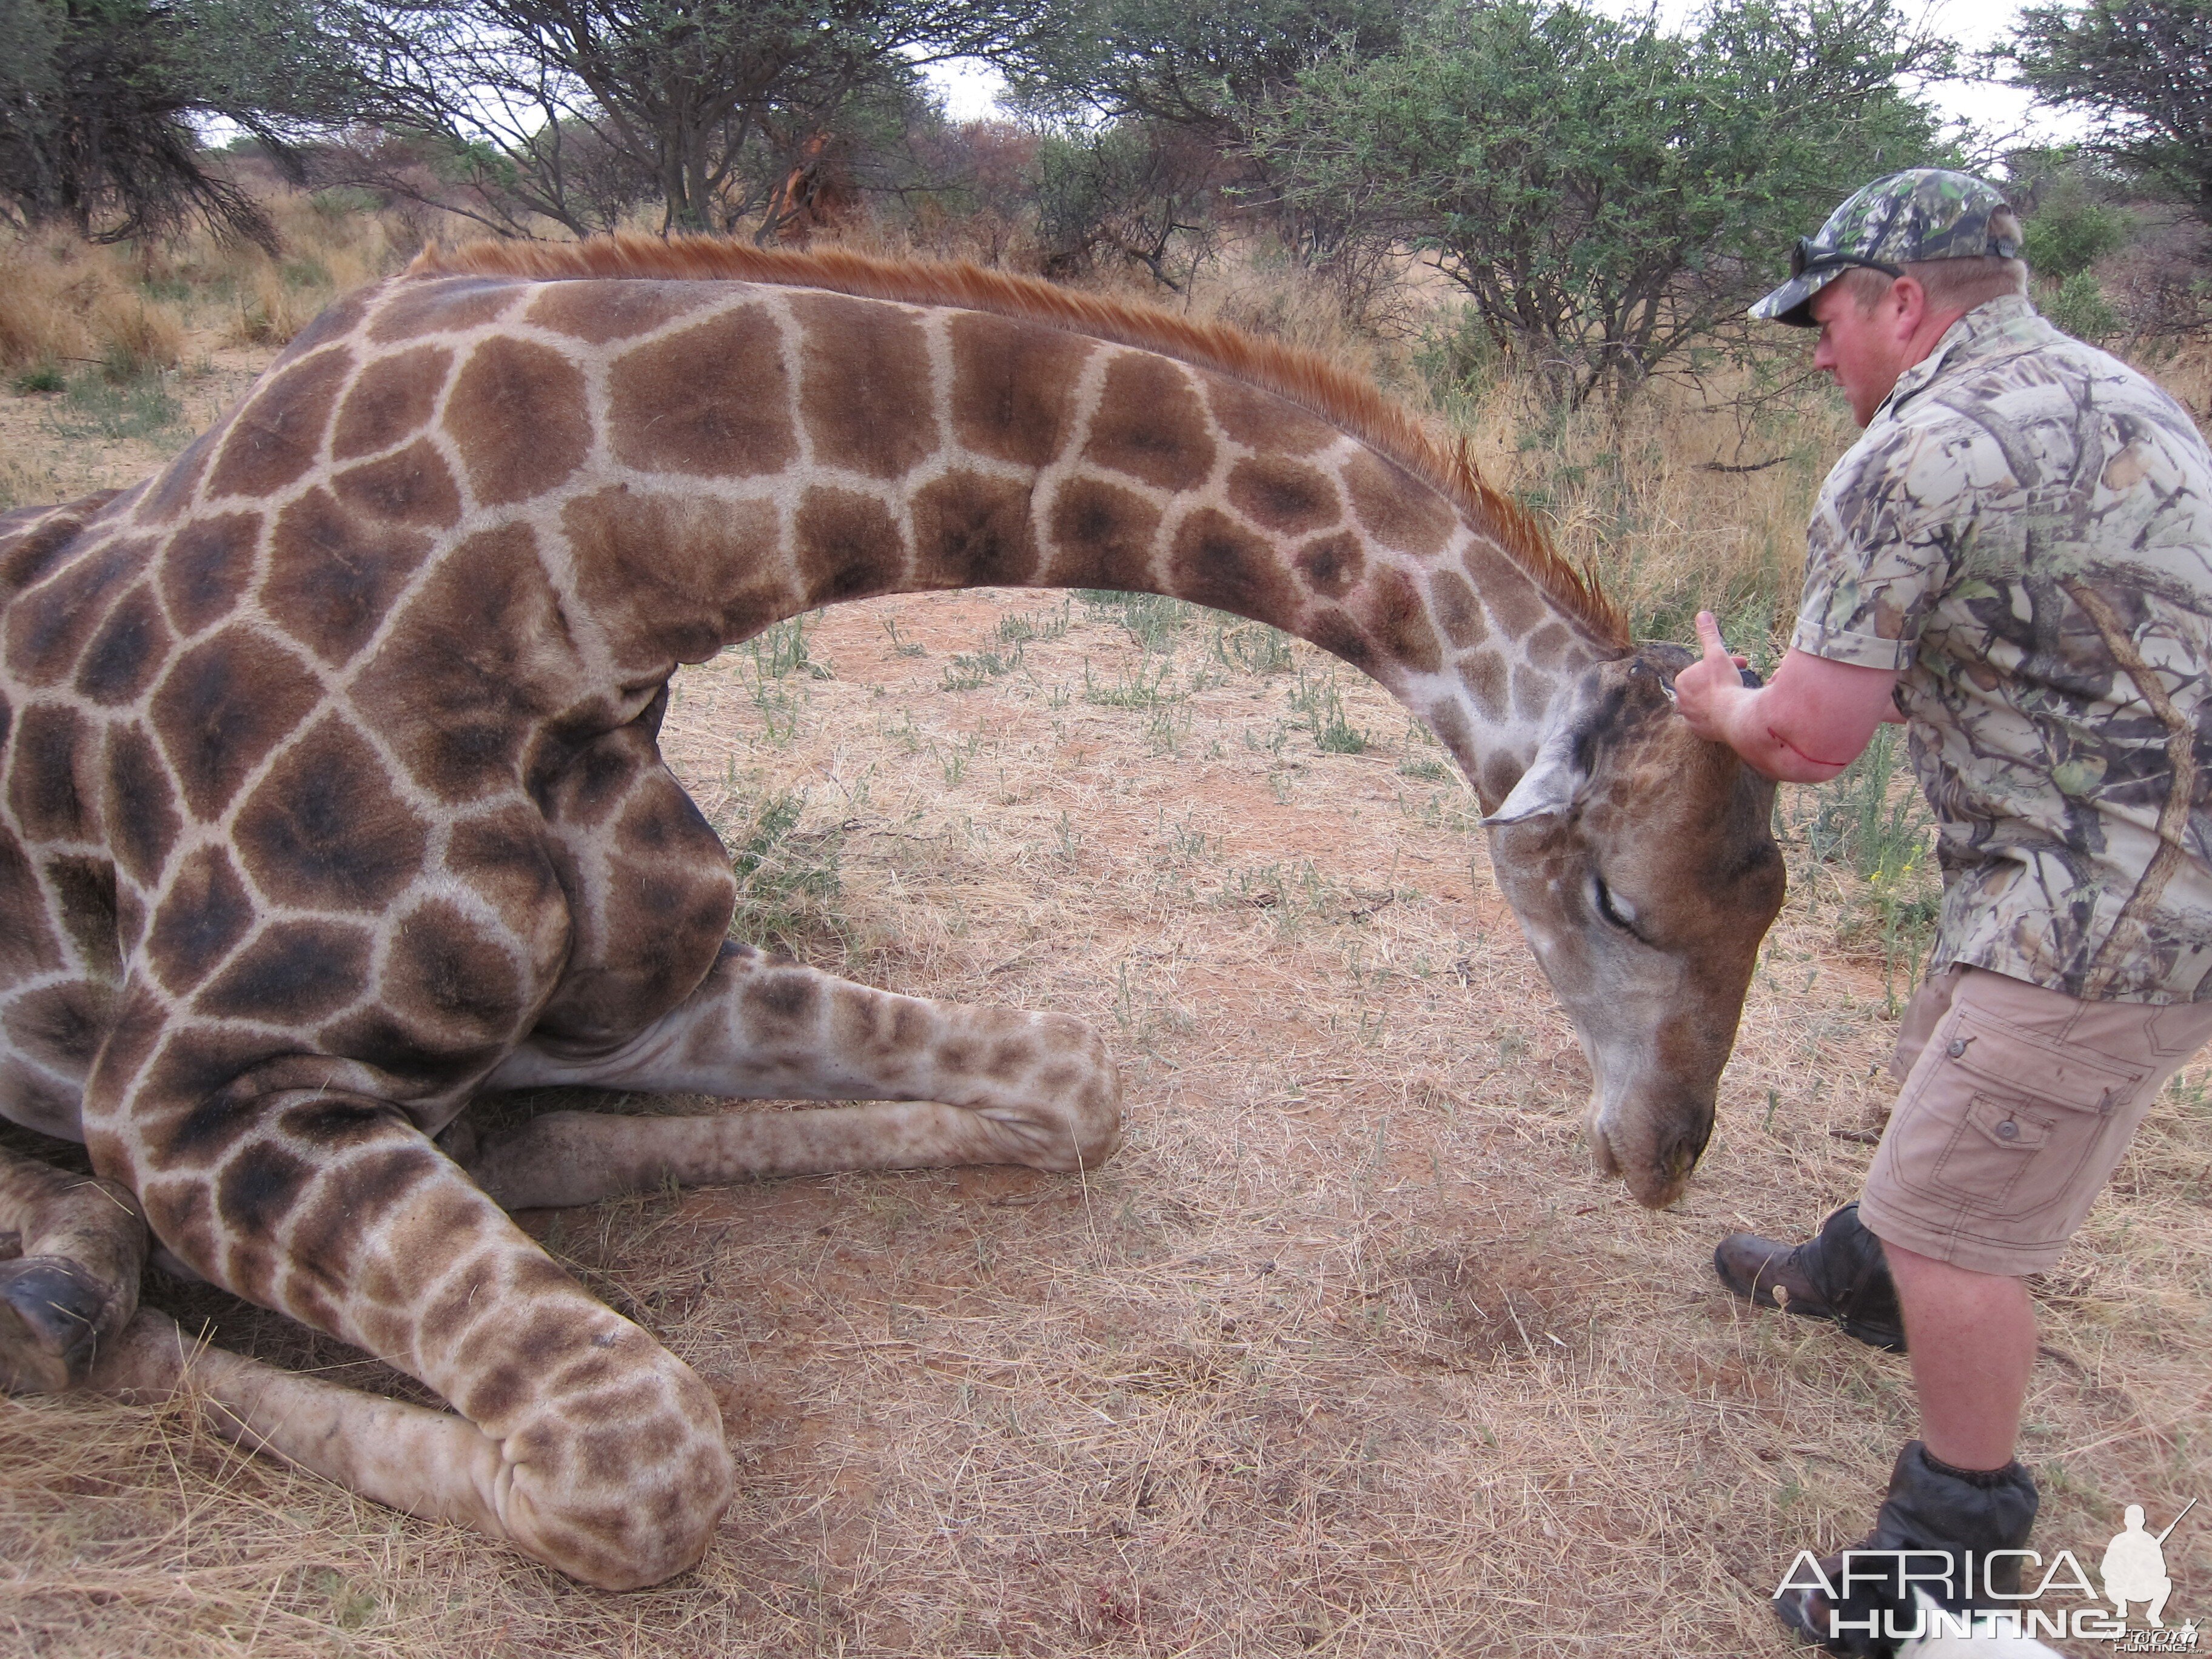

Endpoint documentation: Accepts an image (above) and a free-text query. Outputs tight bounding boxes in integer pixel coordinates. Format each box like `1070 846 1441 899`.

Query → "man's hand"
1672 611 1903 784
1674 611 1754 743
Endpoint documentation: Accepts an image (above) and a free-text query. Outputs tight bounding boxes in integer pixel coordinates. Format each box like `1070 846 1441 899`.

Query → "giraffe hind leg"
470 942 1122 1210
118 1096 734 1588
0 1139 146 1393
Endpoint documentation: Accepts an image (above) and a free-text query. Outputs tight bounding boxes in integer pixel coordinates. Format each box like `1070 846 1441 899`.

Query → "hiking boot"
1774 1441 2039 1655
1715 1201 1908 1353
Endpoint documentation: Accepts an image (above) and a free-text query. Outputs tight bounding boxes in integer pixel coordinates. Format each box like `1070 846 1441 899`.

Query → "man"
1674 169 2212 1654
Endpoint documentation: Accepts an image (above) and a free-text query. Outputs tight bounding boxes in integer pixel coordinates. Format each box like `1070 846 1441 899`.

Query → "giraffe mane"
411 233 1630 651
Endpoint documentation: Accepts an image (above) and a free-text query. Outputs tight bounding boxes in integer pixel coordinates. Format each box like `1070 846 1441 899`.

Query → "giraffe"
0 236 1786 1587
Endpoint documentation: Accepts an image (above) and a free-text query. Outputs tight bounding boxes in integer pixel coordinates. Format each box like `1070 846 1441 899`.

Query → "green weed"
727 789 847 953
43 370 181 440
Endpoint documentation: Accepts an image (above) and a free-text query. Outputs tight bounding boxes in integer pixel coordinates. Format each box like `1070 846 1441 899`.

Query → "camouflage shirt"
1794 295 2212 1003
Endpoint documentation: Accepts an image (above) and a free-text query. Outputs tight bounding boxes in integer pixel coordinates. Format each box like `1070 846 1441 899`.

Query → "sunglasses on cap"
1790 238 1904 281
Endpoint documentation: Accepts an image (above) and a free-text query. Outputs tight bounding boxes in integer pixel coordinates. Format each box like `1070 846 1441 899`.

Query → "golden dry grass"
3 219 2210 1658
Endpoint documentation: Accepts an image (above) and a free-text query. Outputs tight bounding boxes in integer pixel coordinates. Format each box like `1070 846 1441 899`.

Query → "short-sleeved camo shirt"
1794 295 2212 1003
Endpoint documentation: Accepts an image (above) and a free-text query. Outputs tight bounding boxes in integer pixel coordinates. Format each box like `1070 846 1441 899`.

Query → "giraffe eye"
1592 875 1641 937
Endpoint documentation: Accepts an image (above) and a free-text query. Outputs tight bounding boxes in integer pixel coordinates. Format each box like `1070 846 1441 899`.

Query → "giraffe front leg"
112 1099 734 1589
0 1140 146 1393
469 942 1123 1209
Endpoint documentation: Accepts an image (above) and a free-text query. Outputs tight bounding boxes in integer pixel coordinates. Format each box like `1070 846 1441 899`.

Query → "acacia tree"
1249 0 1948 402
2008 1 2212 224
349 0 1043 236
0 0 364 246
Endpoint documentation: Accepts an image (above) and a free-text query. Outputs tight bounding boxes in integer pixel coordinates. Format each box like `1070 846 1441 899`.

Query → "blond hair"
1838 207 2030 317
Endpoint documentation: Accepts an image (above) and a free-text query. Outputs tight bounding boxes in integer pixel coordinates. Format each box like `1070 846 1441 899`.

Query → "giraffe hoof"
0 1256 111 1393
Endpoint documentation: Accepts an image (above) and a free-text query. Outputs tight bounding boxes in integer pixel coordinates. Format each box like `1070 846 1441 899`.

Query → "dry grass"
4 224 2211 1658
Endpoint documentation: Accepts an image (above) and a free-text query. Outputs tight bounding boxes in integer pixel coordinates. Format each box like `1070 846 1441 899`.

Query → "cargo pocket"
1920 1008 2143 1221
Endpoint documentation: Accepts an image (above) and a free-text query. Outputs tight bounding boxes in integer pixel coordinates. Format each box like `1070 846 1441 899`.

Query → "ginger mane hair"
414 234 1628 651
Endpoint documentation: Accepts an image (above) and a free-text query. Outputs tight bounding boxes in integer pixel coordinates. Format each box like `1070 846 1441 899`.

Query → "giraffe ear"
1481 724 1588 828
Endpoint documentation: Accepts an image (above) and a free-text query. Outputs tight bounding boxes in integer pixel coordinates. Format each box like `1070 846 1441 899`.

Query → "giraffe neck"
514 274 1621 809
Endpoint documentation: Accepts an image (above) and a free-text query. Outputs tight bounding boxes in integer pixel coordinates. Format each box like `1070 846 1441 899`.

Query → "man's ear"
1886 274 1927 340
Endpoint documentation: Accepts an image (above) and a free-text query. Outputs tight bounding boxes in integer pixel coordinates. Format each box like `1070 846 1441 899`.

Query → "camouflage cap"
1751 169 2021 328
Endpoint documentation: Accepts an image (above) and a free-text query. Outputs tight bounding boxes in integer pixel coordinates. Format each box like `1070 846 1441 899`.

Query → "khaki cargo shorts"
1859 965 2212 1276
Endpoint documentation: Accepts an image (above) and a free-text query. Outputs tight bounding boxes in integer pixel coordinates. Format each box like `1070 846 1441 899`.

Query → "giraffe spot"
791 292 937 480
533 717 651 830
196 919 371 1023
331 344 454 460
6 702 95 841
0 837 58 980
1168 507 1298 624
415 1251 504 1355
1 499 103 597
464 1361 530 1426
6 536 144 687
444 338 591 507
0 1057 77 1139
263 488 433 668
1084 353 1215 491
44 854 116 973
795 488 902 606
1342 451 1454 557
1362 566 1444 674
215 1139 314 1242
948 311 1089 468
1467 541 1547 635
317 1005 496 1090
234 716 429 913
158 511 261 635
1481 751 1520 808
144 1028 284 1161
102 724 179 885
205 346 354 499
1044 475 1162 591
139 1175 219 1271
1526 619 1572 669
527 280 714 344
910 470 1039 589
1309 608 1377 673
1460 652 1508 722
381 898 523 1050
356 523 578 800
1511 663 1552 722
1427 700 1474 773
745 970 820 1034
150 626 324 821
1229 457 1340 535
279 283 374 356
3 978 104 1073
609 306 795 479
292 1156 451 1312
1429 568 1488 649
146 846 254 992
135 428 216 526
366 277 521 344
88 982 163 1095
1202 373 1340 455
332 440 463 529
446 809 565 960
1293 531 1364 599
73 584 170 706
563 489 786 672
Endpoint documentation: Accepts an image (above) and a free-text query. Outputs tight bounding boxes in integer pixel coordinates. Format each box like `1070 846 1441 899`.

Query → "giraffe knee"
1033 1015 1123 1171
493 1344 736 1590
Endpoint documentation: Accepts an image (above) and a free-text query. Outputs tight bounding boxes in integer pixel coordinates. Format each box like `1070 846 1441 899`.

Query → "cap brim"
1749 267 1843 328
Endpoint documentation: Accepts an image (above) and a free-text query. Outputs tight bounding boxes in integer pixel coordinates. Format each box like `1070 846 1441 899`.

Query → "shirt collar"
1873 295 2045 423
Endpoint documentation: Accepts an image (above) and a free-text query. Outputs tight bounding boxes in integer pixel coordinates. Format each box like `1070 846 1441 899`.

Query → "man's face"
1809 278 1909 427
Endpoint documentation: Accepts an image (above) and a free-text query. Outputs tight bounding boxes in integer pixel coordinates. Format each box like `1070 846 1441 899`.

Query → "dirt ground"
3 340 2210 1658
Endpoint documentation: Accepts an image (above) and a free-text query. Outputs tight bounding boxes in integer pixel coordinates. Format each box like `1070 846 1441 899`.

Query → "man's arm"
1673 611 1902 784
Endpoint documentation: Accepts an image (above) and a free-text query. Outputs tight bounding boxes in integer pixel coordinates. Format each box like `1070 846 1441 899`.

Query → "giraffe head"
1481 645 1785 1207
